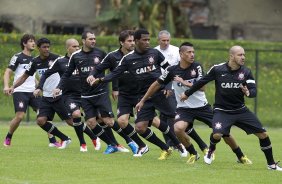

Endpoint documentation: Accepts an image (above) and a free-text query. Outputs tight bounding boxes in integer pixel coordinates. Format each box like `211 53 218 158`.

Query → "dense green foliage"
0 33 282 126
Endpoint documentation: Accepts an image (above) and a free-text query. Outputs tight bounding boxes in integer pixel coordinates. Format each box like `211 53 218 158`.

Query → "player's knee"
36 117 46 126
135 123 146 134
255 132 268 139
117 118 128 129
213 133 222 140
174 124 183 134
72 110 81 118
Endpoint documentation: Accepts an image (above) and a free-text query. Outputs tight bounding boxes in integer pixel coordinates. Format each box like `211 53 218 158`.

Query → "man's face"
25 39 36 51
122 35 135 52
136 34 150 52
38 43 50 58
68 41 80 55
158 34 170 50
83 33 96 49
232 48 245 66
180 46 195 64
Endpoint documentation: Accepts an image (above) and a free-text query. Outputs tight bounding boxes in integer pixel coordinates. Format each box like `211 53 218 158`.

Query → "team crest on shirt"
148 56 155 64
48 60 54 67
238 72 245 80
18 101 24 108
69 103 76 109
175 114 180 120
215 122 222 129
190 69 196 77
93 57 100 64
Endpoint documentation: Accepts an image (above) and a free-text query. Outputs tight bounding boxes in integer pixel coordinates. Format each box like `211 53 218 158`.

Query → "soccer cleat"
117 144 130 152
133 145 149 157
80 144 88 152
158 148 173 160
3 138 11 147
128 141 139 154
203 148 215 160
103 145 118 154
48 142 61 148
267 161 282 171
92 137 101 151
58 138 72 149
238 155 252 164
187 153 200 164
204 149 214 165
178 144 188 157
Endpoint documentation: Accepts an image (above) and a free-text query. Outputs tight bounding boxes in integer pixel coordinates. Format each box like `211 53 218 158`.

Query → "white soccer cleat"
268 162 282 171
133 145 149 157
117 144 130 152
179 144 188 157
58 138 71 149
204 150 214 165
80 144 88 152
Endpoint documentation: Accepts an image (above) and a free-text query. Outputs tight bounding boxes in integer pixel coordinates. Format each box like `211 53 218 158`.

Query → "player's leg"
3 92 28 146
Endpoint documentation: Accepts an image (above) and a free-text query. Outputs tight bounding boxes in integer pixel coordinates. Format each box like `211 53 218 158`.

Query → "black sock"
122 124 146 147
160 114 174 146
48 135 57 143
140 128 169 150
187 128 208 151
186 144 197 155
99 122 119 145
158 121 180 146
6 132 13 139
209 133 221 152
73 118 86 145
232 147 244 160
91 125 116 146
40 121 68 141
83 123 97 140
112 121 132 144
260 137 275 165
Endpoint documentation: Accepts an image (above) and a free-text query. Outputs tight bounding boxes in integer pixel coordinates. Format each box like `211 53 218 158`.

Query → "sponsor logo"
136 65 156 74
221 82 240 88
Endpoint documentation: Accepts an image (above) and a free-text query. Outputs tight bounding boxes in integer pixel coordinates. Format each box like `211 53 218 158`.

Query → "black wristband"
184 90 190 97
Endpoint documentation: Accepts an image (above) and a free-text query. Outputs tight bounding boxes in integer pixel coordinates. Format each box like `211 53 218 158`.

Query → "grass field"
0 123 282 184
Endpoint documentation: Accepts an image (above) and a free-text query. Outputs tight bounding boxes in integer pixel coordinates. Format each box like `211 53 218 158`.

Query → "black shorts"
175 104 213 128
13 92 40 113
81 93 114 121
38 96 71 120
212 108 266 135
64 95 81 114
117 94 138 118
135 92 175 123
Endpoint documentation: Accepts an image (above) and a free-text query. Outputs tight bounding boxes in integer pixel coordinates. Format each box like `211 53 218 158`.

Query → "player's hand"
3 86 11 95
163 89 173 98
33 89 42 97
174 75 184 83
179 92 188 102
240 84 250 97
52 88 61 98
5 86 14 96
135 100 145 112
112 91 119 101
87 75 95 85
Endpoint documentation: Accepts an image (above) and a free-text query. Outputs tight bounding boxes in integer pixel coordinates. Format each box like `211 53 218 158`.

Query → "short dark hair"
134 29 149 40
119 30 134 43
20 34 35 50
179 42 193 48
36 38 50 47
81 30 95 40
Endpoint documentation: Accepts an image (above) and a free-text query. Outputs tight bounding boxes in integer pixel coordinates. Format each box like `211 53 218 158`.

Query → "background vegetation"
0 33 282 126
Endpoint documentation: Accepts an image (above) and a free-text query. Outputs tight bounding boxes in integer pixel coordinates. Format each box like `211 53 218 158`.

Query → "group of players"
2 28 282 171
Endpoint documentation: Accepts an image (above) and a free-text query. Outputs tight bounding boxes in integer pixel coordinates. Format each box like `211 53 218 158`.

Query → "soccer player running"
155 30 208 156
8 38 72 149
3 34 59 147
136 42 251 164
90 30 154 155
54 31 132 154
87 29 185 160
180 45 282 171
35 38 101 152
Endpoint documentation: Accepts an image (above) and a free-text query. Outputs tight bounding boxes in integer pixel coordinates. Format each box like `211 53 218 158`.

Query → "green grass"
0 123 282 184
